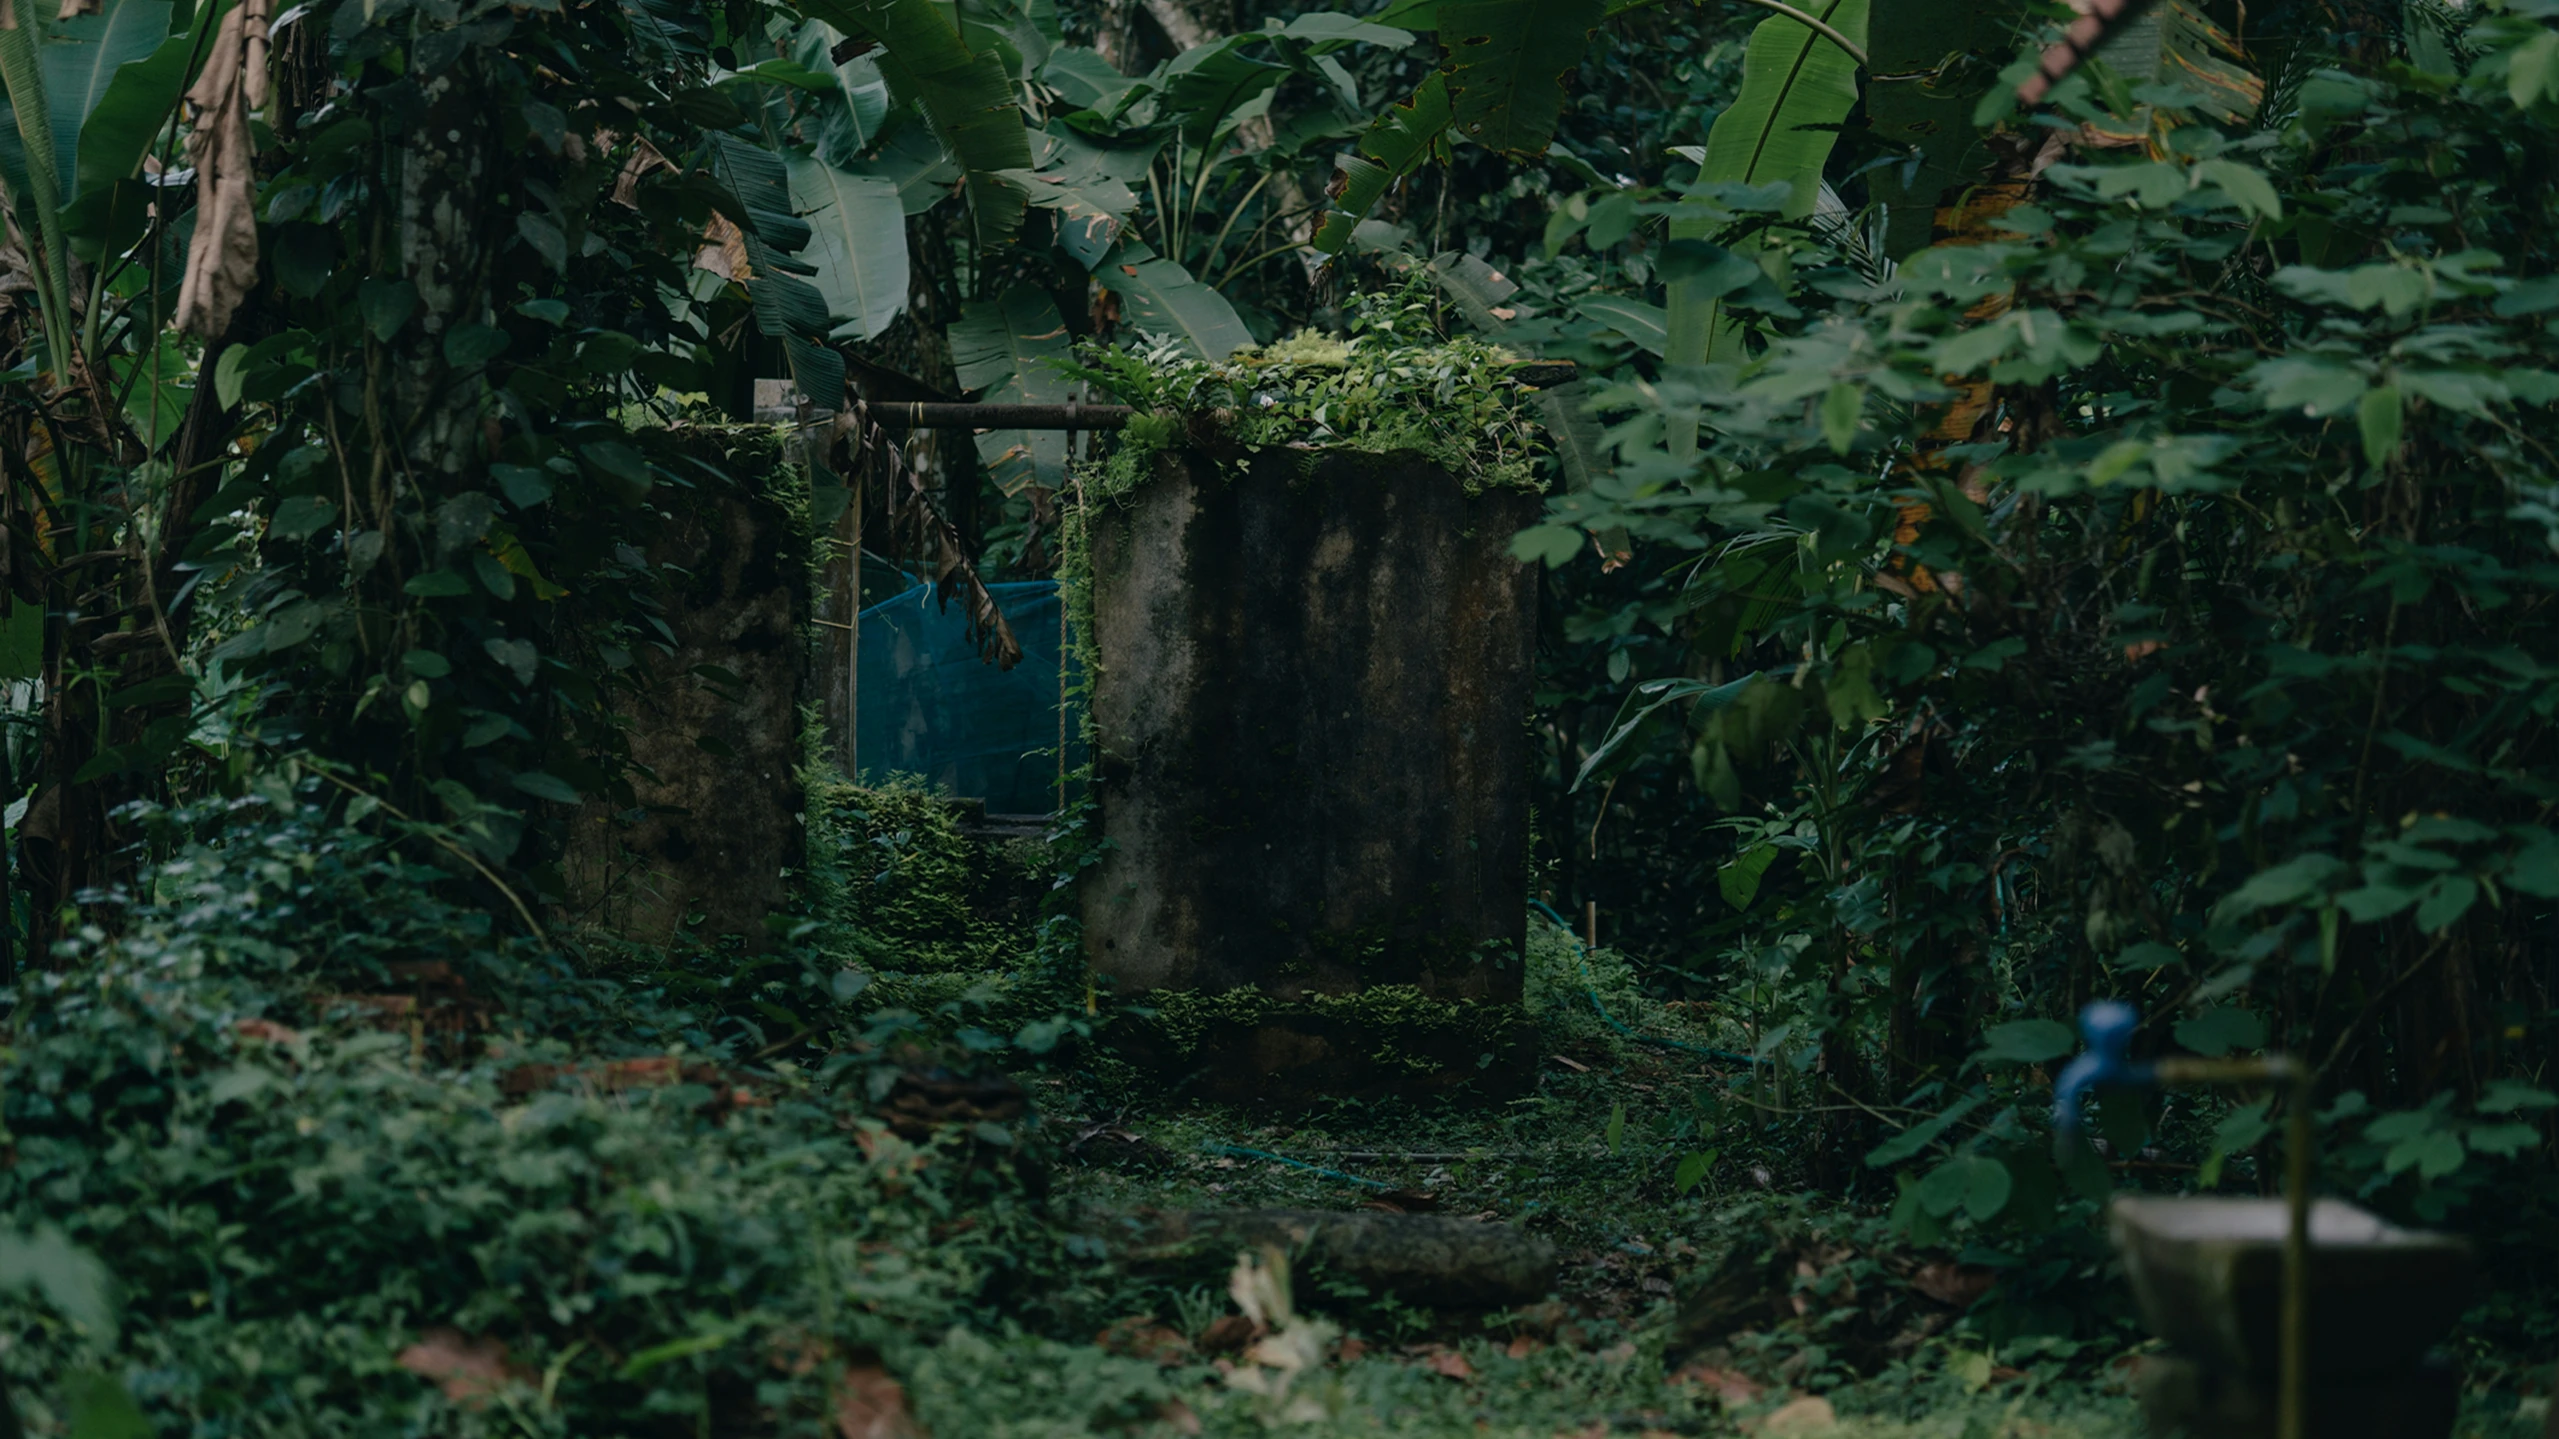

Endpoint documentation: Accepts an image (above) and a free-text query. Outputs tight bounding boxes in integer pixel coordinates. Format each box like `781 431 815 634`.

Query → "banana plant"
0 0 238 931
953 284 1074 492
799 0 1038 247
0 0 213 411
1051 15 1413 305
0 0 228 586
721 0 1413 395
1309 0 1633 251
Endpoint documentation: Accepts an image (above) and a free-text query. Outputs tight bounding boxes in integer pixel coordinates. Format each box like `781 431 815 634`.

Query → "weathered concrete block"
564 434 807 948
1081 447 1537 1093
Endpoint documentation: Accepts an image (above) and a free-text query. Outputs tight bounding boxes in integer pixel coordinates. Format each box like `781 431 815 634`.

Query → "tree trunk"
391 60 500 493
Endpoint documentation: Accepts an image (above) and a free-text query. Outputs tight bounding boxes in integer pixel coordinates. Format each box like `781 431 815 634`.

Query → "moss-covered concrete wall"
562 426 809 948
1080 446 1537 1095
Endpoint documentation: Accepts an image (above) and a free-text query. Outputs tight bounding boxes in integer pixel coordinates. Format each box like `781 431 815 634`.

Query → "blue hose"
1202 1143 1395 1190
1528 899 1762 1067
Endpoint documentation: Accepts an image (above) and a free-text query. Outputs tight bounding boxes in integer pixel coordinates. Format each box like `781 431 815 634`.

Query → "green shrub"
1521 919 1644 1037
802 773 1045 977
0 782 1059 1436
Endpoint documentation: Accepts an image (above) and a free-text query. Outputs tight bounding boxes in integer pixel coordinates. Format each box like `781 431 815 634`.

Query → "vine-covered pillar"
390 52 500 497
560 428 810 949
1080 447 1538 1101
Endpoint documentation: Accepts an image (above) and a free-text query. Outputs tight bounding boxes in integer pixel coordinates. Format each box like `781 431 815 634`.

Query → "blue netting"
856 580 1084 815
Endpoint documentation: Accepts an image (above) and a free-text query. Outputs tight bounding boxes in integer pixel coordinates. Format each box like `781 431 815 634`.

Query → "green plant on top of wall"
1066 289 1553 500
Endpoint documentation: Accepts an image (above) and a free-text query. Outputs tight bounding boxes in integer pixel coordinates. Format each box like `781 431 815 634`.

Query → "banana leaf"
1424 249 1515 332
956 0 1060 81
707 134 844 402
1310 72 1451 252
997 127 1143 265
1159 37 1288 146
1664 0 1867 380
1099 242 1252 359
787 153 911 341
791 19 894 167
860 120 964 214
31 0 171 202
951 284 1074 490
799 0 1036 246
1043 47 1136 112
1529 382 1607 490
1575 293 1666 356
1437 0 1605 160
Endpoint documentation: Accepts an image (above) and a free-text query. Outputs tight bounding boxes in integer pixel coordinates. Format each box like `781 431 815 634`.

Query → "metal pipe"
2059 1007 2314 1439
2153 1055 2313 1439
872 402 1136 432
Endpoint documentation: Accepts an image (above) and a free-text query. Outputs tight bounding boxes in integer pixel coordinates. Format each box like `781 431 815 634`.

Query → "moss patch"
1108 984 1537 1103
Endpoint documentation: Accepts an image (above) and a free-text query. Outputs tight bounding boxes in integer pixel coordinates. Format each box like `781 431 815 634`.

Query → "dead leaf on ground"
394 1327 530 1407
1910 1260 1998 1308
1157 1399 1202 1435
1096 1315 1190 1363
1335 1335 1369 1362
1067 1124 1173 1169
1748 1395 1839 1436
834 1363 922 1439
1416 1347 1475 1381
1196 1314 1259 1354
1506 1334 1544 1359
1670 1363 1766 1407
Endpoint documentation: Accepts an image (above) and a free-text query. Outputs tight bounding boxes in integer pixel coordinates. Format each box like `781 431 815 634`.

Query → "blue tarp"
856 580 1084 815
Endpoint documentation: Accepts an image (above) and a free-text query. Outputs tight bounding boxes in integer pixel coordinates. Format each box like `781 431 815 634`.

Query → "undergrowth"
0 775 1070 1436
9 774 2554 1437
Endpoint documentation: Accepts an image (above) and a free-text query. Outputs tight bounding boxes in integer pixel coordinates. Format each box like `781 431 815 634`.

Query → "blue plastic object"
856 580 1085 814
2053 999 2151 1141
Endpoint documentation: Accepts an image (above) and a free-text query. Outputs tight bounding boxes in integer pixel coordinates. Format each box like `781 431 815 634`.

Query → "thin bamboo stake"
847 471 863 781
